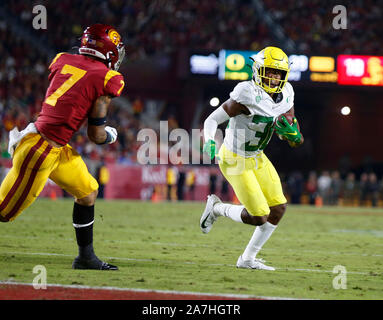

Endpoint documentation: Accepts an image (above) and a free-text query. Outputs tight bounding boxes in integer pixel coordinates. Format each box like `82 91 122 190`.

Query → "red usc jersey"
35 53 125 145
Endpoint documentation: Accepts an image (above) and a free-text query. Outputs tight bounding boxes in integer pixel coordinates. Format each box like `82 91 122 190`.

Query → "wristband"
88 117 107 126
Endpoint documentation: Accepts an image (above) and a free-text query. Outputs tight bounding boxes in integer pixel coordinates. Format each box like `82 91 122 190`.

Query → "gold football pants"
0 133 98 222
218 144 287 216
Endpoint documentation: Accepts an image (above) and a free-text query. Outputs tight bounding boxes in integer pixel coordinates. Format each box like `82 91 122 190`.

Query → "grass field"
0 198 382 300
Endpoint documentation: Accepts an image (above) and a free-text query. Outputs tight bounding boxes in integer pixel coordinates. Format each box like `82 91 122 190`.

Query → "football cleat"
200 194 221 234
72 256 118 271
255 257 266 264
236 255 275 271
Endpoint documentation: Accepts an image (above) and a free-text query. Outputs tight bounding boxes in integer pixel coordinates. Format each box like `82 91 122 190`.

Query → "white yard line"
0 250 375 276
1 234 383 257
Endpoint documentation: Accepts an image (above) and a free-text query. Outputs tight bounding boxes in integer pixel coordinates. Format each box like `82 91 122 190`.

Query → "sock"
73 202 96 260
213 203 244 223
242 221 277 261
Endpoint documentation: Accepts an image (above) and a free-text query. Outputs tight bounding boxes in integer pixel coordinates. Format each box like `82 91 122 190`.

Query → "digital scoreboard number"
337 55 383 86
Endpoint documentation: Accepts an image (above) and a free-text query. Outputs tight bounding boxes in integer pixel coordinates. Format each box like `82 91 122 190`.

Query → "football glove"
203 139 217 160
275 116 302 144
105 126 118 144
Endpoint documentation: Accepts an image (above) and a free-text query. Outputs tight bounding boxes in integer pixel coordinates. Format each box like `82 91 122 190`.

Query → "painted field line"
0 281 303 300
2 234 383 258
1 251 376 276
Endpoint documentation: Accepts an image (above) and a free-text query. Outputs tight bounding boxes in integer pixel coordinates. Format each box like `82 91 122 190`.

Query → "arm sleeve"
203 106 230 142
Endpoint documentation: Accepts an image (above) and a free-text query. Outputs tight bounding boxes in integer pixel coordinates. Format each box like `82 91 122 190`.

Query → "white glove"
105 126 118 144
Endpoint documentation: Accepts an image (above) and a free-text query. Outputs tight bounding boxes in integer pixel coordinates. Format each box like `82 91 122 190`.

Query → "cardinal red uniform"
36 52 124 145
0 52 125 222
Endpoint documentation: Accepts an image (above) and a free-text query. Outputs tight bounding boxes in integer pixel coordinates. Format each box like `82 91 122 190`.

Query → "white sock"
213 203 244 223
242 222 277 261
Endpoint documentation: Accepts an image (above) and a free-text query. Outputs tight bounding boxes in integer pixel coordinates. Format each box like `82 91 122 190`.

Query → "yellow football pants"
0 133 98 222
218 144 287 216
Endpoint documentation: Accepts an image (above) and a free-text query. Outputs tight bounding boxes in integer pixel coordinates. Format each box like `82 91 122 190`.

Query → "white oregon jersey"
224 80 295 157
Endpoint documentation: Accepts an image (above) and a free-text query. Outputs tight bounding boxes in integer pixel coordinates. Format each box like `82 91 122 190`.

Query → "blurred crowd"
6 0 383 59
157 166 383 207
283 170 383 207
5 0 272 61
265 0 383 55
0 22 47 155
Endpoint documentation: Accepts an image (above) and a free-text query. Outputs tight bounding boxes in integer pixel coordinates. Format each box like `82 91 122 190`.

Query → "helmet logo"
108 29 121 46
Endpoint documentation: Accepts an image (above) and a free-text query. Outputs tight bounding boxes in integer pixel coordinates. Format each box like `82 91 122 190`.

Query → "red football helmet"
79 24 125 71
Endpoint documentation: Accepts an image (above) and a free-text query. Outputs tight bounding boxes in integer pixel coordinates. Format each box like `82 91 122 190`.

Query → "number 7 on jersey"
45 64 87 107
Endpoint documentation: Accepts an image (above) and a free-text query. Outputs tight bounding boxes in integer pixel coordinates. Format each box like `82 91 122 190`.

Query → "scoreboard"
218 49 338 84
337 55 383 86
189 50 383 87
218 50 255 80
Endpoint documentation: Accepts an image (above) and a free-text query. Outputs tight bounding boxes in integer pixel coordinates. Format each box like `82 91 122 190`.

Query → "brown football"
277 113 294 125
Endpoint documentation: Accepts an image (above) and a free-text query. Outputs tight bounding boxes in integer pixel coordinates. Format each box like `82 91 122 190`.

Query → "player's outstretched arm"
203 98 249 141
203 98 248 159
87 95 118 145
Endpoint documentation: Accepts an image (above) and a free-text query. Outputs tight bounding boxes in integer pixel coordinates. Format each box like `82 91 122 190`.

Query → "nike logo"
286 131 298 136
201 214 210 229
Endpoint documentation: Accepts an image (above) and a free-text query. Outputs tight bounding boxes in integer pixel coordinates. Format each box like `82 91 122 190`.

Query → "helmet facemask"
105 43 125 71
257 66 288 94
251 47 290 94
113 43 126 71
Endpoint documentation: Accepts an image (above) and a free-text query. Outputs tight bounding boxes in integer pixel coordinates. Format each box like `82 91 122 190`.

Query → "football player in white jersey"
200 46 304 270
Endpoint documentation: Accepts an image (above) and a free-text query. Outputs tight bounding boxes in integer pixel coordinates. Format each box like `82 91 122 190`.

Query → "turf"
1 198 382 300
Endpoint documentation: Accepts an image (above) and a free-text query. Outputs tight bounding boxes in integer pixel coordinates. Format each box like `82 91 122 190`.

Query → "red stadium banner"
104 164 234 202
29 164 234 202
337 55 383 86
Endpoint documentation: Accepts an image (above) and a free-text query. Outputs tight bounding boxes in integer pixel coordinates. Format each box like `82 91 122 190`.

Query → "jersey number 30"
245 115 274 151
45 64 87 107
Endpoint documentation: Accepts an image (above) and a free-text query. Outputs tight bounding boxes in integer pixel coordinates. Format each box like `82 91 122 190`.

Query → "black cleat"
72 256 118 270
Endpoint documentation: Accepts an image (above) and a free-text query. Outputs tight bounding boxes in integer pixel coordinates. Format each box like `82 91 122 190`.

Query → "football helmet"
251 46 290 94
79 24 125 71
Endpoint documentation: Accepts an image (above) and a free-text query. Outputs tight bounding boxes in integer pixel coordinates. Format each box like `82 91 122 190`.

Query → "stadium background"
1 0 383 207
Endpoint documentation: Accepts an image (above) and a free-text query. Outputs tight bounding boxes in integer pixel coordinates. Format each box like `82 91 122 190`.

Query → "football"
275 113 299 141
276 113 294 126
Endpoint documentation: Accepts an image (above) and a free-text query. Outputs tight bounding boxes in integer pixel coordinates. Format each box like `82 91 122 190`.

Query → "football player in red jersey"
0 24 126 270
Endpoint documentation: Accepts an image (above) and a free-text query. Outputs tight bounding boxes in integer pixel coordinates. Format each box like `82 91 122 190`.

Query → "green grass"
1 198 383 299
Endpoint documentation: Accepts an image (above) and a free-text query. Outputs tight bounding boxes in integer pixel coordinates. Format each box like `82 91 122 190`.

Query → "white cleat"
200 194 221 234
236 255 275 271
255 257 266 264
